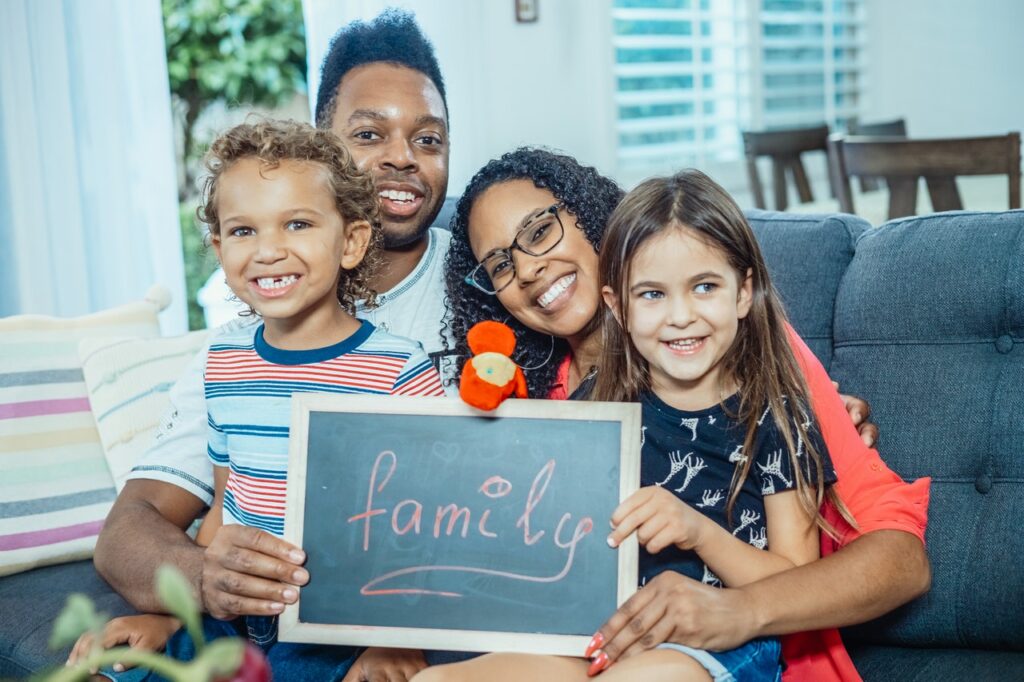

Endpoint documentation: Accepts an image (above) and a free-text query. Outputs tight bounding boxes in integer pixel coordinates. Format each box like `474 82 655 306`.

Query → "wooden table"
786 176 1022 226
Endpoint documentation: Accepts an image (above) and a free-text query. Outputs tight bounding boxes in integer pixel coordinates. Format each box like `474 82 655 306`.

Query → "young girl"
416 170 846 682
69 119 445 679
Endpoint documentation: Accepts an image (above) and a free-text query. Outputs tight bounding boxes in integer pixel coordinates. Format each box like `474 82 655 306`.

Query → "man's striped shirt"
205 320 444 536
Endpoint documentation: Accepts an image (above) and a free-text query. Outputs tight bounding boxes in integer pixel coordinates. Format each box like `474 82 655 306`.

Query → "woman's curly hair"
444 147 624 397
198 117 382 315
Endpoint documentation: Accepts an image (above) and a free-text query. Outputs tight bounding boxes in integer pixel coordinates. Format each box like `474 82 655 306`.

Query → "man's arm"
94 479 207 613
95 478 311 618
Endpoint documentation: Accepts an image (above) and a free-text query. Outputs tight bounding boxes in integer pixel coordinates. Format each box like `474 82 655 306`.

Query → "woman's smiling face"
467 179 601 342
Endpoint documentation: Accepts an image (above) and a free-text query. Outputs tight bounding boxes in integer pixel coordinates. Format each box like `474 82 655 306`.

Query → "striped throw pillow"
0 286 169 576
79 331 208 490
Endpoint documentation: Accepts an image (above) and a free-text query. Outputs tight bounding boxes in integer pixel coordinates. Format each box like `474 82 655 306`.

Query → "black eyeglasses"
464 203 566 295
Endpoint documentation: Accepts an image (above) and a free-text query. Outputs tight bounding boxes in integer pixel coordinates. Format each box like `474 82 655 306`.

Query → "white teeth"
379 189 416 202
668 339 701 350
538 273 576 308
256 275 297 289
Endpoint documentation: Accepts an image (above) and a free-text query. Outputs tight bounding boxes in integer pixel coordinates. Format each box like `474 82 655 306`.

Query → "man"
96 9 926 682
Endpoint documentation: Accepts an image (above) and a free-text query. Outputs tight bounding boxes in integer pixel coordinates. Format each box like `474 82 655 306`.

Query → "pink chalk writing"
346 450 595 597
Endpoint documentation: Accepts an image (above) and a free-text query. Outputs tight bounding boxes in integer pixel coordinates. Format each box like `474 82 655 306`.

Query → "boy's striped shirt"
205 320 444 536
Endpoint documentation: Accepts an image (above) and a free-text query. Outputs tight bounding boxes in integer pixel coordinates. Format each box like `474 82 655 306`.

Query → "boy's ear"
737 267 753 319
211 232 222 262
601 285 624 326
340 220 372 270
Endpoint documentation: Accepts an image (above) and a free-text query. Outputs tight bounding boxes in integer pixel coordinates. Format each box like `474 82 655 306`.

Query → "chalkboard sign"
279 394 640 656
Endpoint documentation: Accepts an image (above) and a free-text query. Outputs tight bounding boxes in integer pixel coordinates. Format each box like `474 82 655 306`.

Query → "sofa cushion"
0 559 131 676
847 643 1024 682
831 210 1024 650
746 210 870 370
79 331 208 491
0 287 168 576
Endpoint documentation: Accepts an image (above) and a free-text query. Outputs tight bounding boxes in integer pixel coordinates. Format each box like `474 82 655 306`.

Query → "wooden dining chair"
827 132 1022 220
742 124 832 211
847 118 908 191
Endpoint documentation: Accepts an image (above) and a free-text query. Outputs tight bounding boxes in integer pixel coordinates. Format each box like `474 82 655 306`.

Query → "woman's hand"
833 381 879 447
606 486 710 554
583 572 759 675
67 614 181 671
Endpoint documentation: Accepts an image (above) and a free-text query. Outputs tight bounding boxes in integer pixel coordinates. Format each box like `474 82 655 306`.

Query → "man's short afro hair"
314 8 447 128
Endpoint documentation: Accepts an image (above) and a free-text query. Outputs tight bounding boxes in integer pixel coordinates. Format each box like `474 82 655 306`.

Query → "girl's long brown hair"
593 169 847 535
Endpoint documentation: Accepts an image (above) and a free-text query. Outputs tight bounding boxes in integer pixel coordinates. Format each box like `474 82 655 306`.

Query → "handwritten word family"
347 450 595 597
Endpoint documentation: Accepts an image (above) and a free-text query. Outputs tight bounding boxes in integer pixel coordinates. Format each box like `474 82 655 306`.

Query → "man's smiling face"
331 63 449 249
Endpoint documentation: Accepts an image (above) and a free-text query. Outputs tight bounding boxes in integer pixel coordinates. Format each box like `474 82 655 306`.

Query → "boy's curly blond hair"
198 118 381 314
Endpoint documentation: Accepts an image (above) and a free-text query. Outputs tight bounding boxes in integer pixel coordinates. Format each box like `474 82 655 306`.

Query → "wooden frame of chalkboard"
279 394 640 656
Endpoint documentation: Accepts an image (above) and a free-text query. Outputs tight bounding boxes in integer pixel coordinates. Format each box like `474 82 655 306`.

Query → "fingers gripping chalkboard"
280 395 640 656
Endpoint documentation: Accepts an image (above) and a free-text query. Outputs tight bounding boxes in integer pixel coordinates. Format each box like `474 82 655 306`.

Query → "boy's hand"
67 615 181 671
202 524 308 620
607 486 709 554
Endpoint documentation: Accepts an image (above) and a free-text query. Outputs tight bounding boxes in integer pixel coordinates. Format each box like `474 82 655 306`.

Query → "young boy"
70 119 445 679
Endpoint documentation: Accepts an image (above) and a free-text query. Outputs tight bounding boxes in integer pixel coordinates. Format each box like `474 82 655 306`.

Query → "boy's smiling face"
212 157 370 345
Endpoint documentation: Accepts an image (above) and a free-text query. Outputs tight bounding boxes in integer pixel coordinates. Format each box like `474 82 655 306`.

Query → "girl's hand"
606 486 710 554
67 614 181 671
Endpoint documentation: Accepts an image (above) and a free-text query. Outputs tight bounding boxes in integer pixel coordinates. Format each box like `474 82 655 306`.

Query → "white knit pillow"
79 330 209 490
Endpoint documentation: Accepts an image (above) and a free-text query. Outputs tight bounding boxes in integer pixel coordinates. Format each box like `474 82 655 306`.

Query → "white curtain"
0 0 186 333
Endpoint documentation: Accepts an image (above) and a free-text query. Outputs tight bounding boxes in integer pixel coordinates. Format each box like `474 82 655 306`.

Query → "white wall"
863 0 1024 138
303 0 617 196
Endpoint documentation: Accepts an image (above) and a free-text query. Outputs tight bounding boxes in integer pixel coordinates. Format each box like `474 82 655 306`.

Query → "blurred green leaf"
48 594 103 649
155 565 205 654
202 638 246 679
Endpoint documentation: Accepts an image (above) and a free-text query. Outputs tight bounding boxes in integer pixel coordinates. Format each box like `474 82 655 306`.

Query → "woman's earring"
498 315 555 371
517 333 555 371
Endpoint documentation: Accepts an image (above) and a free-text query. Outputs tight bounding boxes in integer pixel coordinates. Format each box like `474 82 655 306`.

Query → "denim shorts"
657 637 782 682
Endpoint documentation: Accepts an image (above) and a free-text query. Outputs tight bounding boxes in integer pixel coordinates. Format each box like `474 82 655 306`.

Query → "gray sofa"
2 208 1022 679
749 208 1024 678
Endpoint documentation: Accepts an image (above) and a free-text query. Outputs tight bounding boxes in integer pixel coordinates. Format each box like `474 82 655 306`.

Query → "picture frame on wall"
515 0 538 23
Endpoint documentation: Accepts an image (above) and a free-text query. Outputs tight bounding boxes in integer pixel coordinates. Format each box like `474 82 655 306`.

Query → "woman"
429 148 930 681
445 148 622 399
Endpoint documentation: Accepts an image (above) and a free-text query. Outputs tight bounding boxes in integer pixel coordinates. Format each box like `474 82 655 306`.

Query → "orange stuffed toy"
459 321 528 411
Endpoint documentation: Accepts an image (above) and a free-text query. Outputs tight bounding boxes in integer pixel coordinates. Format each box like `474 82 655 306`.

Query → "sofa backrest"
830 210 1024 651
747 209 869 368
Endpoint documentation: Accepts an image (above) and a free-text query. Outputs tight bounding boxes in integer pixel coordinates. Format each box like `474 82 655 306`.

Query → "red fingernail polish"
587 651 608 677
584 632 604 658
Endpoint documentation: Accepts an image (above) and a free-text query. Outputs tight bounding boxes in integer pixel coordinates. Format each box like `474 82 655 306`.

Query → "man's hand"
201 524 308 620
341 647 427 682
584 572 757 674
833 381 879 447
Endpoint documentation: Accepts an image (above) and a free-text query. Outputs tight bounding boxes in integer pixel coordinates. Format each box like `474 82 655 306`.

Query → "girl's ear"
340 220 372 270
737 267 754 319
601 285 624 326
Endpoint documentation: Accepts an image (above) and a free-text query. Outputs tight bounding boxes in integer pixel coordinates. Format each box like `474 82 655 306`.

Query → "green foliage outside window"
162 0 307 329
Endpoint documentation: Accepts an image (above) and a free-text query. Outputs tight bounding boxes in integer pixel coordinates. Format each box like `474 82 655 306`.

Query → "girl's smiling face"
605 226 752 411
467 180 601 344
